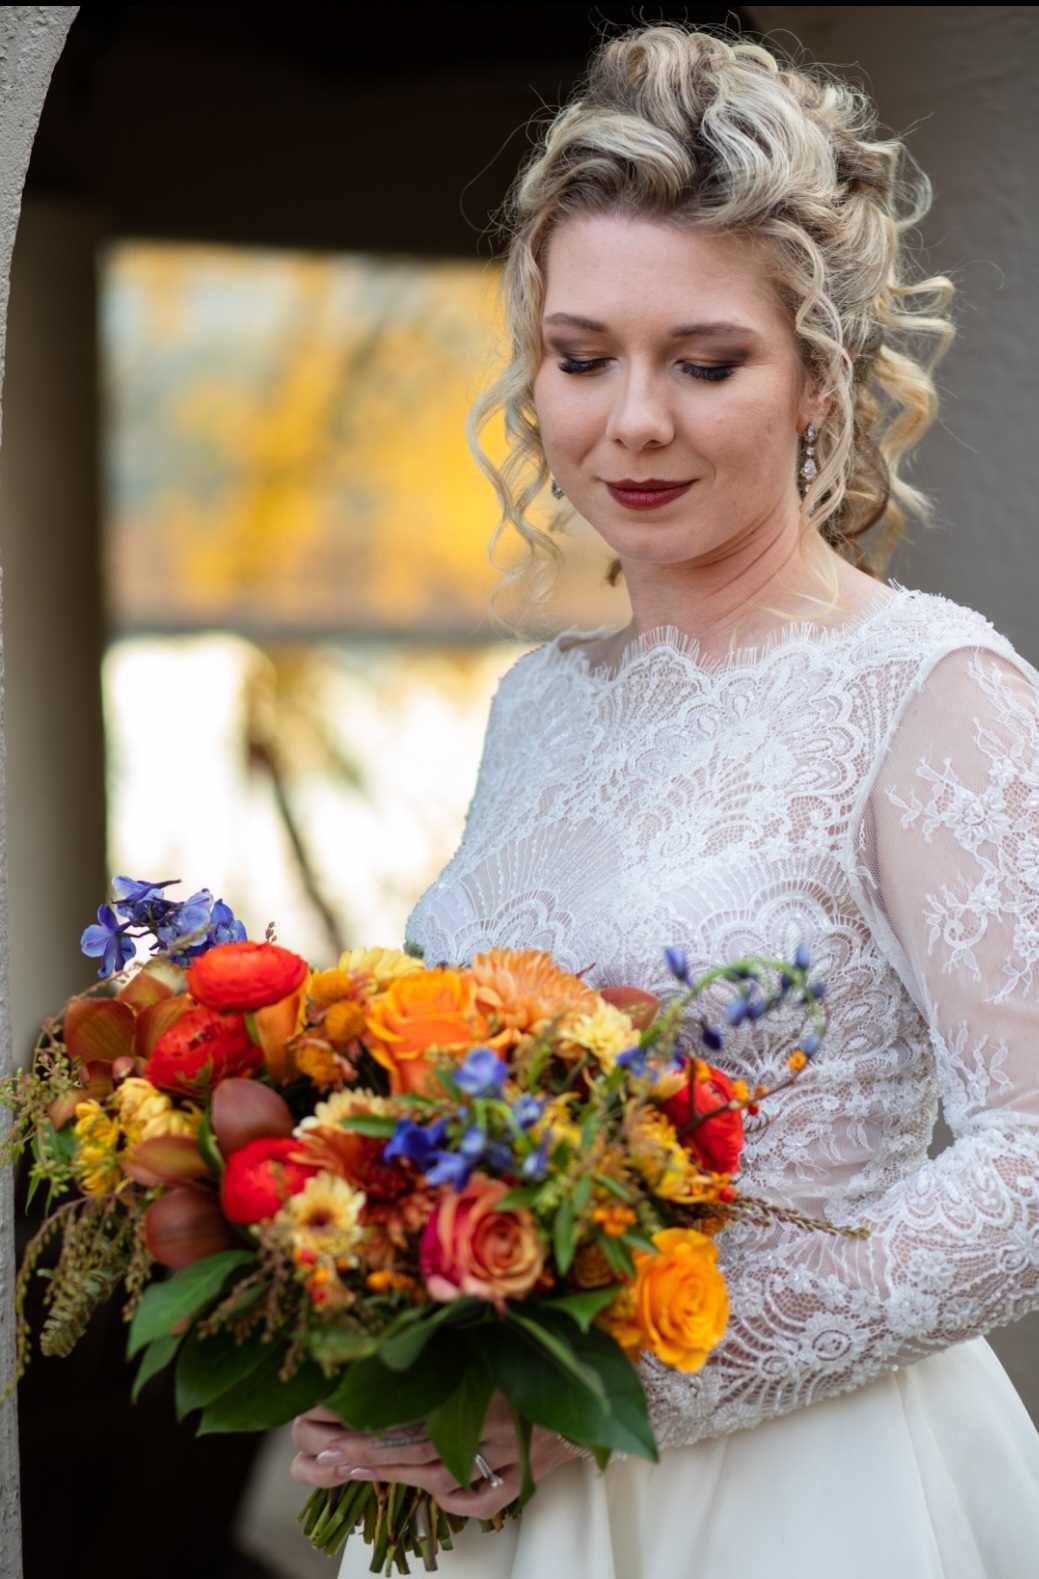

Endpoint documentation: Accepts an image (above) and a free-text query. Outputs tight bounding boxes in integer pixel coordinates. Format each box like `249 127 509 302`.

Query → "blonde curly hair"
468 26 954 601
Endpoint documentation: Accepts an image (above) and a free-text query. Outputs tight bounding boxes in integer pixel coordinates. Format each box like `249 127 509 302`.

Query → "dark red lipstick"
604 478 694 510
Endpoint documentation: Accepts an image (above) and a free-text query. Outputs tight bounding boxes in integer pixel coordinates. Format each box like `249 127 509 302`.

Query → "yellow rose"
632 1227 729 1372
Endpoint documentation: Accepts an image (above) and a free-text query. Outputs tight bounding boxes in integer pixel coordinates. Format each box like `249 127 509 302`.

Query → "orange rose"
602 1227 728 1373
419 1173 545 1312
364 968 482 1094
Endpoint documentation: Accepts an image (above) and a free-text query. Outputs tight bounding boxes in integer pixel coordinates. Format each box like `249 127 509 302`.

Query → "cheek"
533 373 599 466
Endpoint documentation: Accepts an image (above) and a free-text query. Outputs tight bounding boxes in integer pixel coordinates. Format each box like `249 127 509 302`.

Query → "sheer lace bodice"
406 588 1039 1447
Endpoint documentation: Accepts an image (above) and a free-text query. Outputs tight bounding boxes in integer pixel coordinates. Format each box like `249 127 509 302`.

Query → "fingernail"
347 1467 376 1480
316 1449 349 1467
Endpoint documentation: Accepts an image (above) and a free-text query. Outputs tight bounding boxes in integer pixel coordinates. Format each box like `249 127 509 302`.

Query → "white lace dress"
340 587 1039 1579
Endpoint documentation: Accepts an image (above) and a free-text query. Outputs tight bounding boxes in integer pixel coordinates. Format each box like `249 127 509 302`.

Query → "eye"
680 362 735 383
558 357 610 375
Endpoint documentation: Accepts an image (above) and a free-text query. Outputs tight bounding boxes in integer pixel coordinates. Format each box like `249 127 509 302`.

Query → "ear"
799 389 832 434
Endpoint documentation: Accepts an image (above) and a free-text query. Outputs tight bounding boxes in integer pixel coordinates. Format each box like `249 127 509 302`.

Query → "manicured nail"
347 1467 376 1480
316 1448 349 1467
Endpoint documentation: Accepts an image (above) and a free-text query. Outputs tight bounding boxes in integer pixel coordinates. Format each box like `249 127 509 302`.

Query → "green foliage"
196 1344 330 1433
127 1250 254 1357
325 1332 468 1431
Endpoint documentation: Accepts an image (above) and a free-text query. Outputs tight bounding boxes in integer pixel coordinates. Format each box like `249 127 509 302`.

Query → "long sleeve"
642 645 1039 1448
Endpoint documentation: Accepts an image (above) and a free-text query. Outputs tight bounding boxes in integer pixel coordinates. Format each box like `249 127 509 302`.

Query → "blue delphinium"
81 876 248 977
453 1046 507 1098
80 905 136 978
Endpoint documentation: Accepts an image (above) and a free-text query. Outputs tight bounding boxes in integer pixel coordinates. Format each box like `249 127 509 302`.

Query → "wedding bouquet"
3 878 830 1574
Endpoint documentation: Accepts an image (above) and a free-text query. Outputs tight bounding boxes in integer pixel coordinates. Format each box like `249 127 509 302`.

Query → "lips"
604 478 694 510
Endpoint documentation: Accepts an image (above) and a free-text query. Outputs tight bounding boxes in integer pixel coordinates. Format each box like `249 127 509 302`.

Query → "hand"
290 1392 577 1518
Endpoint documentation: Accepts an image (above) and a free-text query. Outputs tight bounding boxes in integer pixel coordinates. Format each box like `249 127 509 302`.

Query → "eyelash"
557 357 734 383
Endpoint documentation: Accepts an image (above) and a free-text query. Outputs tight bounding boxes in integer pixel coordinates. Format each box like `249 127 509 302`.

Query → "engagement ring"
474 1452 505 1489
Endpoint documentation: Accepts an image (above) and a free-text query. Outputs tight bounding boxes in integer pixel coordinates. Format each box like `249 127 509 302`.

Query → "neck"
615 514 862 662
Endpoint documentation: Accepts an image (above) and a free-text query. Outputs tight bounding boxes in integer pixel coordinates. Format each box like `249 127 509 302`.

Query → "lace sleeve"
643 646 1039 1447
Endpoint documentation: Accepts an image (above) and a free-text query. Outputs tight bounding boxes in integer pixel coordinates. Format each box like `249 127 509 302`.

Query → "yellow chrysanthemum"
566 1002 636 1069
337 947 424 995
299 1089 396 1133
532 1095 584 1155
628 1106 717 1204
73 1101 123 1194
115 1078 201 1145
277 1171 365 1263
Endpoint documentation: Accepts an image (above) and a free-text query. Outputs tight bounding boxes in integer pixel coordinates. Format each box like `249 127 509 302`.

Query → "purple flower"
700 1023 724 1052
802 1033 822 1057
81 905 136 978
664 947 689 982
617 1045 651 1077
424 1150 473 1190
511 1095 543 1131
384 1117 447 1167
454 1047 507 1098
207 899 247 947
521 1143 549 1181
794 944 812 971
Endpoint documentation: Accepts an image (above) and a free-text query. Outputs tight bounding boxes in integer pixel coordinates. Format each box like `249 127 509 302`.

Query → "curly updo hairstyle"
469 26 954 599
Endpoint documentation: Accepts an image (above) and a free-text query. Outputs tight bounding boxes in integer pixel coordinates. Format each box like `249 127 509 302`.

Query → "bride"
291 27 1039 1577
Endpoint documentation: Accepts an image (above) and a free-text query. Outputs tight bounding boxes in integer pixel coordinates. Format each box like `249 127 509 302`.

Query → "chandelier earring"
798 424 819 497
550 478 565 500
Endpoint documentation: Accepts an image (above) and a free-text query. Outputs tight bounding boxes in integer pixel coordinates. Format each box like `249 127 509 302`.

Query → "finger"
435 1463 522 1519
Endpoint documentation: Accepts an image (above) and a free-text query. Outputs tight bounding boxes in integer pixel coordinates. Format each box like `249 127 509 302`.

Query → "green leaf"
505 1312 607 1409
337 1115 398 1137
425 1355 494 1487
195 1110 225 1177
507 1398 535 1507
593 1173 633 1201
131 1333 181 1402
538 1287 620 1332
197 1344 330 1433
175 1325 272 1417
474 1318 658 1463
324 1333 468 1432
495 1185 540 1211
621 1230 657 1256
573 1176 592 1212
377 1298 482 1372
127 1250 254 1358
598 1233 636 1280
533 1311 658 1463
553 1195 576 1276
306 1325 379 1368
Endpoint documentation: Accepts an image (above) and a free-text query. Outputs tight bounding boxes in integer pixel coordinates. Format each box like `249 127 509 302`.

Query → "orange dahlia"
467 949 601 1048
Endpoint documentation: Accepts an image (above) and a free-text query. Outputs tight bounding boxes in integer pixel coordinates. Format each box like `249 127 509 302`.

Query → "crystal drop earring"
799 424 819 496
550 479 565 500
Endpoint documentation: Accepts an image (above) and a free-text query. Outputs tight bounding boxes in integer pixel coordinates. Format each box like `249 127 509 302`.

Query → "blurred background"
2 6 1035 1576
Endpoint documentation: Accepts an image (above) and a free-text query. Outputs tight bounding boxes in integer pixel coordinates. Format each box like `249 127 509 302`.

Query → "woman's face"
533 215 823 574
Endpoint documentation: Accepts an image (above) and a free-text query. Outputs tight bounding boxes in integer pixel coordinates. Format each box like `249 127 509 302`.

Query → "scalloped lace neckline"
549 585 908 684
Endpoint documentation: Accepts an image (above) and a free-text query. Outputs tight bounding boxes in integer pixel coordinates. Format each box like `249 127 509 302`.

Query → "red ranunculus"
221 1136 321 1224
663 1064 745 1175
187 942 309 1013
144 1006 262 1093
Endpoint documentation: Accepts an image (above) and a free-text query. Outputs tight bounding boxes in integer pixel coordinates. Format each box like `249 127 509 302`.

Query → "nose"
604 366 675 451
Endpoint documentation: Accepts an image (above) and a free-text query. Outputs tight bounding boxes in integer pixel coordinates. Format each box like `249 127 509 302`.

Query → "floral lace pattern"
408 589 1039 1446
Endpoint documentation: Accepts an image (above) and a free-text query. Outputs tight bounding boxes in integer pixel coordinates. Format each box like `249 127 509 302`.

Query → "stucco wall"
0 13 80 1575
749 6 1039 665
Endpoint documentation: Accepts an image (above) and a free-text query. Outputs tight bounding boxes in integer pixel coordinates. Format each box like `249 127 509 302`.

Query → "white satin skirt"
338 1338 1039 1579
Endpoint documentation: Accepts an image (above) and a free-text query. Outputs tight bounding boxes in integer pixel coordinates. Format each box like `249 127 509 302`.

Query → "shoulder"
878 587 1035 681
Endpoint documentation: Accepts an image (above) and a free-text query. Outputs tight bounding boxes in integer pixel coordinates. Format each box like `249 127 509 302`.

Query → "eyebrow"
543 312 758 338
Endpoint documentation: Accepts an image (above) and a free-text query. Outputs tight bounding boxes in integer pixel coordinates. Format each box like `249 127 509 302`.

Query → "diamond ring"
473 1451 505 1488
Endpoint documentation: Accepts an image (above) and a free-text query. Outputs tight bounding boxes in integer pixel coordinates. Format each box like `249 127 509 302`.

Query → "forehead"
541 214 788 332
